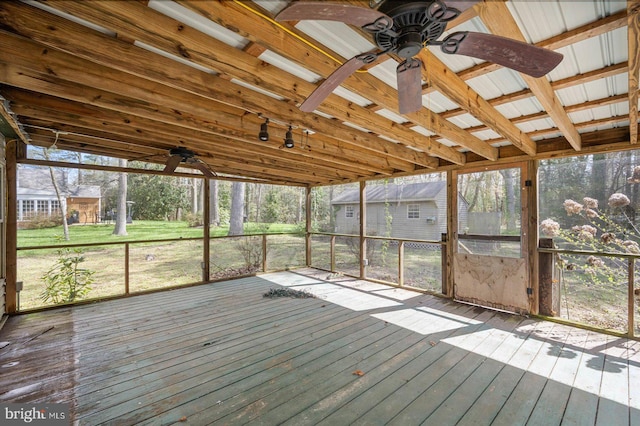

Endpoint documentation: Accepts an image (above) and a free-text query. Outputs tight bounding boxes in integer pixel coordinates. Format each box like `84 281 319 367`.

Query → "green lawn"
16 221 304 311
18 221 301 248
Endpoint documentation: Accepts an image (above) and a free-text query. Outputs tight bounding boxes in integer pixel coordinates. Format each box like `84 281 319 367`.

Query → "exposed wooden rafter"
0 0 635 186
629 0 640 144
477 0 582 152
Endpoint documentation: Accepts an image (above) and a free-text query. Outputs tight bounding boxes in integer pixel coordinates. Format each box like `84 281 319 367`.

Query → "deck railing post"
398 240 405 287
538 238 558 316
330 235 336 273
124 242 130 295
441 233 447 295
629 257 635 337
262 234 267 272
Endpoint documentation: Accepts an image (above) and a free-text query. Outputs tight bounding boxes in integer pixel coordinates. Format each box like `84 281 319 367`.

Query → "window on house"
22 200 35 219
37 200 48 214
345 205 354 218
407 204 420 219
51 200 60 214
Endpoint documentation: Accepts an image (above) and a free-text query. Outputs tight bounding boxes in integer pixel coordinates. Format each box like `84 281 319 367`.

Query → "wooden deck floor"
1 268 638 425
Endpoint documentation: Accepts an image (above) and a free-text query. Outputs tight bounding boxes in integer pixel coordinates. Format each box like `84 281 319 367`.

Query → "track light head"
258 118 269 141
284 126 294 148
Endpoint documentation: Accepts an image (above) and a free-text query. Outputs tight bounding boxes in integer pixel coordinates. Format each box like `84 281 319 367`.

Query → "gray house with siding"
331 181 468 241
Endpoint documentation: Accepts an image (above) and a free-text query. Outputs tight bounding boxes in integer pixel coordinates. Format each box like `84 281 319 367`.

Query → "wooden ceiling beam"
441 62 628 120
0 2 437 172
629 0 640 144
0 33 413 175
477 0 582 152
0 60 402 177
177 0 496 161
454 93 630 138
32 0 448 167
418 50 536 156
7 95 365 183
22 118 340 185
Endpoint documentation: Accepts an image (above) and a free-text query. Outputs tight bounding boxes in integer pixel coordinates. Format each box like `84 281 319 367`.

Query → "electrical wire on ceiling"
23 124 118 145
232 0 368 74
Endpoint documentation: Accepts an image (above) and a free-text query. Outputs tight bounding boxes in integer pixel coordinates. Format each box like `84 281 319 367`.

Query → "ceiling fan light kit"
276 0 564 115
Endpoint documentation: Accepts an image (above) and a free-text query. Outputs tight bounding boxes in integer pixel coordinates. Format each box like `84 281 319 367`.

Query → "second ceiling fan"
276 0 564 114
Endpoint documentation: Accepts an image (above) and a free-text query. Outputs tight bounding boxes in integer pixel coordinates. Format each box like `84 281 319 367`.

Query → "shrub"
185 212 203 228
22 213 63 230
41 247 94 304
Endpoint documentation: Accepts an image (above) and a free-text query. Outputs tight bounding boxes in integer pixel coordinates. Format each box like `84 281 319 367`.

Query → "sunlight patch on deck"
260 272 402 311
372 307 480 335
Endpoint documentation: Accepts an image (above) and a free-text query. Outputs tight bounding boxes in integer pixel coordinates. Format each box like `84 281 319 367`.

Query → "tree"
228 181 245 235
42 150 70 241
126 168 189 220
210 180 220 226
113 159 128 236
500 168 517 232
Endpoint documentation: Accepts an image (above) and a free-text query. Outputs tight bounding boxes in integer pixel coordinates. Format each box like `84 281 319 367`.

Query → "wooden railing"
539 242 639 338
16 233 305 311
308 232 446 294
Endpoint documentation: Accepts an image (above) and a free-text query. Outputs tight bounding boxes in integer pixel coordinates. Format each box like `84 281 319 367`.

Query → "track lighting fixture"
284 126 294 148
258 118 269 141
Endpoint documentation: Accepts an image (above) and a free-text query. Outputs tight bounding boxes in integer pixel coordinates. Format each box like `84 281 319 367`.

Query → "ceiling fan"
162 147 217 178
276 0 564 114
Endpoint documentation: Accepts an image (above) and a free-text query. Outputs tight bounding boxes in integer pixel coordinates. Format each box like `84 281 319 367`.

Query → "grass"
18 221 301 248
16 221 303 311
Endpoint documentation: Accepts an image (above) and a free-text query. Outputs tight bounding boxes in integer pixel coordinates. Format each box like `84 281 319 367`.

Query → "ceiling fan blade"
193 161 217 179
441 32 564 78
276 2 393 32
301 54 370 112
397 58 423 115
163 154 182 174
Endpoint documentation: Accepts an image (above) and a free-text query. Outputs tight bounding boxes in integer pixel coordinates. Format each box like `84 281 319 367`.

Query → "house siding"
333 184 468 242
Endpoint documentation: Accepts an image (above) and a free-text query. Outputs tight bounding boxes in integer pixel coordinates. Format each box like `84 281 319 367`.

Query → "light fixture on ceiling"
258 118 269 141
284 126 294 148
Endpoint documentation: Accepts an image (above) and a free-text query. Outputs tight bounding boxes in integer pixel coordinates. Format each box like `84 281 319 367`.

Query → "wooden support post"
5 140 17 313
445 170 458 298
538 238 558 316
305 186 311 267
124 242 130 295
398 241 405 287
203 178 210 282
359 181 367 279
629 258 635 337
526 160 540 315
441 233 448 295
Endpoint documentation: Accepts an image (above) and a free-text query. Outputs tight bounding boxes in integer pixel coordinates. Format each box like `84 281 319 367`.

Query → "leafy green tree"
126 171 190 220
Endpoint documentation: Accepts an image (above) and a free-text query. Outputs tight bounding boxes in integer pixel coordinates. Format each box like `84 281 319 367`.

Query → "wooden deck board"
0 269 638 425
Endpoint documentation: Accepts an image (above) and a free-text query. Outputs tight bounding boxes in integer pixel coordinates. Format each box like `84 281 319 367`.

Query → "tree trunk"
228 181 245 236
191 179 199 215
591 154 607 208
44 150 70 240
113 158 128 236
500 169 517 232
210 180 219 226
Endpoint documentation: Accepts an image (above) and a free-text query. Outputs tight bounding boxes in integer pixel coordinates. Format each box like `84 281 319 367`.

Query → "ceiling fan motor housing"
375 1 452 59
